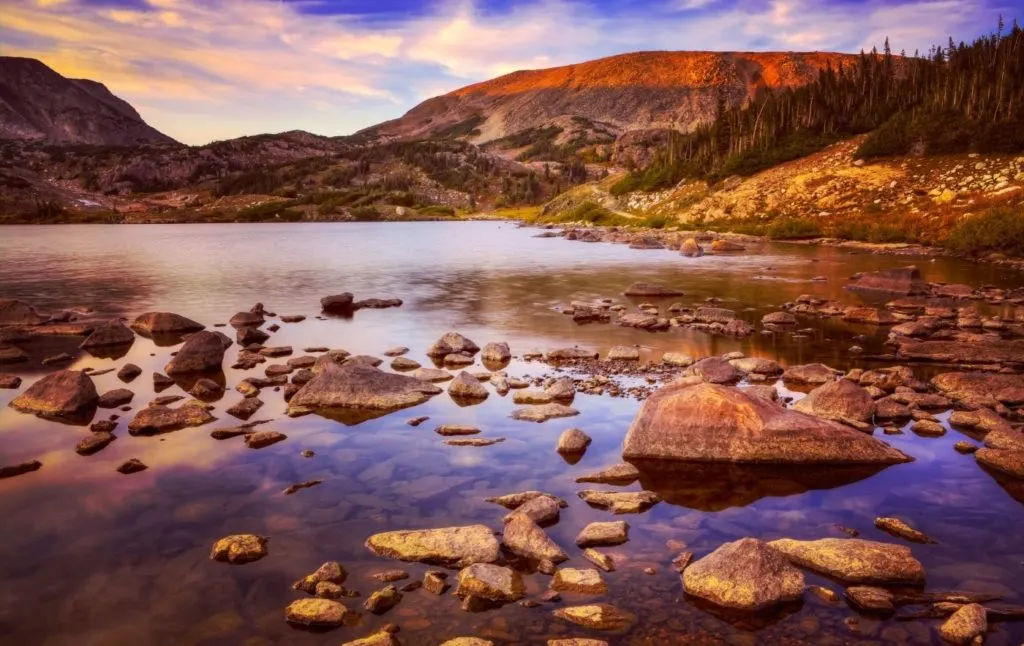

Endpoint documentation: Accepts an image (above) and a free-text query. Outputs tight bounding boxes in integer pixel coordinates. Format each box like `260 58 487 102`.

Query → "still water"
0 222 1022 645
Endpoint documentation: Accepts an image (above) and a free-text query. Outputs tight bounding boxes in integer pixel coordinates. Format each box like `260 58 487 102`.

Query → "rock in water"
578 490 660 514
427 332 480 357
683 538 804 611
130 312 204 336
164 330 231 374
288 363 441 416
552 604 637 632
128 400 214 435
793 379 876 424
874 517 936 544
363 585 402 614
0 460 42 479
80 320 135 349
576 521 629 547
448 372 489 400
293 561 347 593
502 514 568 563
767 537 925 585
510 403 579 423
455 563 524 601
782 363 839 385
365 525 500 567
210 534 269 563
285 598 348 627
552 568 608 594
680 238 703 257
623 283 683 297
847 266 929 295
931 372 1024 407
621 382 910 464
0 299 47 326
845 586 895 612
321 293 355 314
481 342 511 363
9 370 98 420
939 603 987 645
685 357 741 384
556 428 592 454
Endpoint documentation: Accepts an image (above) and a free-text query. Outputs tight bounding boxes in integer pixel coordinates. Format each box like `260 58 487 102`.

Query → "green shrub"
766 218 823 240
947 208 1024 257
350 206 379 221
418 205 455 217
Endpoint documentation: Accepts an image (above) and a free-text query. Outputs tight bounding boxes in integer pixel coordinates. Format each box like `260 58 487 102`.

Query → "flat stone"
552 568 607 594
578 490 660 514
511 403 579 423
210 534 267 564
435 424 480 436
552 604 636 632
782 363 840 385
574 463 639 485
116 458 147 474
391 356 421 371
683 537 804 611
502 514 568 563
293 561 346 593
76 431 116 455
0 374 23 389
226 397 263 420
80 320 135 349
0 459 42 479
975 448 1024 478
341 630 401 646
245 430 286 449
576 521 629 548
847 266 929 295
487 491 568 509
289 363 441 415
606 346 640 361
875 517 935 544
455 563 524 601
98 388 134 409
128 400 213 435
624 282 683 297
366 525 500 567
285 598 348 627
445 437 504 446
911 420 946 437
547 347 599 360
932 372 1024 406
768 537 925 585
845 586 895 613
513 389 554 404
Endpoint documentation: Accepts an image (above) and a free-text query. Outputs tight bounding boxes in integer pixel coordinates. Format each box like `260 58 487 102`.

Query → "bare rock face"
502 514 568 563
682 538 804 611
164 331 231 374
365 525 501 567
9 370 98 420
793 379 876 424
210 534 268 563
939 603 987 645
847 266 929 295
427 332 480 357
455 563 525 601
80 320 135 349
767 537 925 585
127 400 214 435
130 312 204 336
0 298 47 326
289 363 441 416
622 383 911 464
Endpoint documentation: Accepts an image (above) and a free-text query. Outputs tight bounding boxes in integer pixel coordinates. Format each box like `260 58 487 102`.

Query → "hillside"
0 57 176 146
366 51 859 150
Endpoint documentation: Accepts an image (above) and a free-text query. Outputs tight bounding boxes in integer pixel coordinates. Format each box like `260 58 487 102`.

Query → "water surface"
1 222 1022 645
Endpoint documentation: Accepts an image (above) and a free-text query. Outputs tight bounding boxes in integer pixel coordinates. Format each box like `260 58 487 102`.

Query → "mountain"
0 57 177 146
367 51 859 146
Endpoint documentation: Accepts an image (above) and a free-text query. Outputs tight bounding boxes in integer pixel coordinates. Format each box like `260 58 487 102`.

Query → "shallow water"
0 222 1023 645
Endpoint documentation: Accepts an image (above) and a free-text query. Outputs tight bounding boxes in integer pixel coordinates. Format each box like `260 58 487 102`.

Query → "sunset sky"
1 0 1011 145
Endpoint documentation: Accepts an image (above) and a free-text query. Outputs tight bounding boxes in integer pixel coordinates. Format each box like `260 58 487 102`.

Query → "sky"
0 0 1014 145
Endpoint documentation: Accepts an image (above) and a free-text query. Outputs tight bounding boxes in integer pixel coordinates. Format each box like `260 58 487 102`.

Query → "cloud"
0 0 1003 144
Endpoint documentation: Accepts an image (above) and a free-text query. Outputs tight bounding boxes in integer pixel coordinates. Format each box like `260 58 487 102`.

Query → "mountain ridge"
0 56 177 146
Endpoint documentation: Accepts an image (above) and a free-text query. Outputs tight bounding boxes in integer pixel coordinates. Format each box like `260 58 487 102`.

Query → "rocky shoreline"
2 259 1024 643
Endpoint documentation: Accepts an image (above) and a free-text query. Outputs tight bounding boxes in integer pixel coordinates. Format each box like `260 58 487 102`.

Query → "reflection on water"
0 222 1023 645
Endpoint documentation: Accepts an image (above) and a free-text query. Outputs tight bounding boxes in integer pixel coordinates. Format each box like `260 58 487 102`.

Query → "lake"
0 221 1022 645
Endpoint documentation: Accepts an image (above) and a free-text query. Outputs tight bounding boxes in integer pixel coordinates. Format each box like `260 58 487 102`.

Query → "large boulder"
130 312 204 336
793 379 875 424
0 299 46 326
682 538 804 611
767 537 925 585
427 332 480 357
939 603 988 645
502 514 568 563
289 363 441 416
321 293 355 314
365 525 500 567
9 370 98 420
165 331 231 374
621 383 911 464
80 320 135 349
847 266 929 295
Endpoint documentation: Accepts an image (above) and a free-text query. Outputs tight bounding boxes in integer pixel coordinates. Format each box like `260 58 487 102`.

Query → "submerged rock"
874 517 936 544
76 431 116 455
130 312 204 336
847 266 929 295
622 382 910 464
768 537 925 585
210 534 268 564
553 604 636 632
365 525 500 567
289 363 441 416
683 538 804 611
578 490 660 514
245 430 287 449
9 370 98 420
624 283 683 297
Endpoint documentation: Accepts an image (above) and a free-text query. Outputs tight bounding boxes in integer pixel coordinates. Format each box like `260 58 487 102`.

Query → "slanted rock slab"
502 514 568 563
210 534 268 564
9 370 98 419
683 537 804 611
576 521 629 548
552 604 637 632
768 537 925 585
455 563 524 601
511 403 579 423
289 363 441 415
552 568 608 595
578 490 660 514
939 603 987 645
285 598 348 627
365 525 500 567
